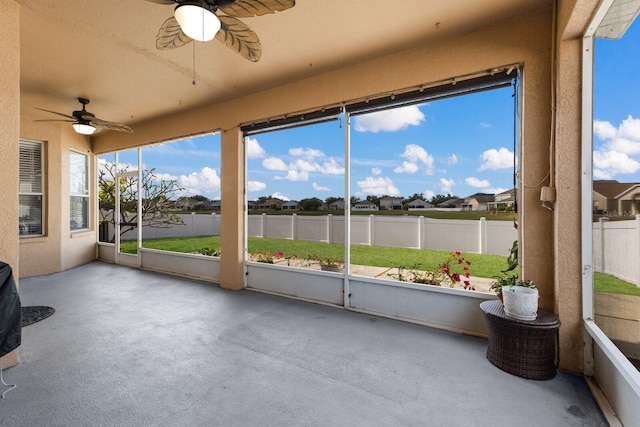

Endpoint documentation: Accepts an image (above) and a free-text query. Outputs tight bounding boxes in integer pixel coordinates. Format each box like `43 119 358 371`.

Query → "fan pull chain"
192 42 196 86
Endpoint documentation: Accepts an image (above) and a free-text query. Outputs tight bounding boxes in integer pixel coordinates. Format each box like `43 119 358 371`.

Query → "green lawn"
594 273 640 296
120 236 506 278
119 237 640 296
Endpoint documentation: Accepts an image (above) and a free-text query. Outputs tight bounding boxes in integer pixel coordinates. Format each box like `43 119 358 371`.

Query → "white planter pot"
502 286 539 321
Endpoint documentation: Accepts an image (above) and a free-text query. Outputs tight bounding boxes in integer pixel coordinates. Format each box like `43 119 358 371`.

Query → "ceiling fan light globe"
72 122 96 135
174 4 221 42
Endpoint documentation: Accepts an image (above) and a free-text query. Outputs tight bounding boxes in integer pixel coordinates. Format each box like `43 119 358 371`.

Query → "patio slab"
1 261 606 426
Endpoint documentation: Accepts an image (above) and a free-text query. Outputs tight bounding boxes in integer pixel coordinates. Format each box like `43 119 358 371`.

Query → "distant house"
593 180 640 215
407 199 432 210
208 199 221 211
329 199 345 210
281 200 299 210
487 188 516 211
379 196 403 210
178 197 205 210
247 201 258 210
352 200 379 211
258 198 285 210
463 193 495 211
437 198 465 209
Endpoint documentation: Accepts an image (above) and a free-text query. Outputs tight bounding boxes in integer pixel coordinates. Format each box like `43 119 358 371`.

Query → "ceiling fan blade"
219 0 295 18
156 16 193 50
33 119 75 123
144 0 175 4
216 16 261 62
35 107 75 120
90 117 133 133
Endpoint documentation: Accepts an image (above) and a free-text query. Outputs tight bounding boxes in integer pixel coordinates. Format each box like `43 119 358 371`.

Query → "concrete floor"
1 261 606 426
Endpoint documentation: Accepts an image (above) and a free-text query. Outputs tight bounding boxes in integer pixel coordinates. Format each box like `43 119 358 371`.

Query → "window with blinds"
19 140 44 236
70 151 89 231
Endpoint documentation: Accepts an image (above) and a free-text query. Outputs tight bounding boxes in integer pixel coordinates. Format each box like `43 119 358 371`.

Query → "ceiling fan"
146 0 296 62
34 98 133 135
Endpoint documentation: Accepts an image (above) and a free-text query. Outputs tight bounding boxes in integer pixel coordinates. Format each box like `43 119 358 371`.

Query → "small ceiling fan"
34 98 133 135
146 0 295 62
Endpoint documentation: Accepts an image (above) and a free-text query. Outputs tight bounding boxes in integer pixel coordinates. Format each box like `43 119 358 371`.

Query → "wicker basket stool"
480 300 560 380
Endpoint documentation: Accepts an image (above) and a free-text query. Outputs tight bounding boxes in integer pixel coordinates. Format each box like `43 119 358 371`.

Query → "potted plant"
490 240 539 320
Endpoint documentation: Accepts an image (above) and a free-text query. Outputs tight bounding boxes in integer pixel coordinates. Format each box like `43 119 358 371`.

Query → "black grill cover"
0 262 21 358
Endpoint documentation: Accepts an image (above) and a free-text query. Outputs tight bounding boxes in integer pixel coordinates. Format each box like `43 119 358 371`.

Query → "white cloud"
154 172 178 182
246 137 266 159
262 157 288 171
465 177 490 188
594 120 617 141
271 192 290 201
289 147 324 159
593 116 640 179
284 170 309 182
486 187 508 195
438 178 455 193
593 150 640 179
478 148 514 171
371 167 382 175
423 190 435 200
312 182 330 191
247 180 267 192
394 161 419 174
394 144 435 174
273 156 344 181
320 158 345 175
292 159 319 173
179 167 220 196
354 105 425 133
447 154 458 165
357 176 400 196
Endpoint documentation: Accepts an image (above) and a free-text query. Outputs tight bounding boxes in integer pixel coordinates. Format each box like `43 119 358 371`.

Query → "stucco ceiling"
18 0 550 128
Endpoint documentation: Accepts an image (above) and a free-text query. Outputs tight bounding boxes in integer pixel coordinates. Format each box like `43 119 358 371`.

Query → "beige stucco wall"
94 9 568 364
90 7 592 371
0 0 20 369
19 117 95 278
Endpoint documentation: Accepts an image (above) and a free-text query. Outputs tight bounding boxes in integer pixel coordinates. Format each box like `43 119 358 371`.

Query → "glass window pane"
70 151 89 231
70 151 88 196
70 195 89 230
19 194 43 235
19 140 44 236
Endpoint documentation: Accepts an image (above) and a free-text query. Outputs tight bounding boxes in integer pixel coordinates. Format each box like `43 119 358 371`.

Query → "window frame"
19 139 45 237
70 149 90 232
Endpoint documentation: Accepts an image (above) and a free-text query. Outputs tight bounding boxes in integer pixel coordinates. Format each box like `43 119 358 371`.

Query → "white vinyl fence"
110 213 640 277
593 215 640 286
112 213 517 256
249 214 518 256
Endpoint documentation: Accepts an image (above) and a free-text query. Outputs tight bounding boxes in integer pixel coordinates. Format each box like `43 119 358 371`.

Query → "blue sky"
101 17 640 202
593 18 640 181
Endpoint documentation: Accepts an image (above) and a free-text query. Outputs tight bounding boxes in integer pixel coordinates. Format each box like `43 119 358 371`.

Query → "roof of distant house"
593 180 640 198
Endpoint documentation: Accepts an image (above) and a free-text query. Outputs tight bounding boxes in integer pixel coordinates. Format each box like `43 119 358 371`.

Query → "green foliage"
197 247 220 257
298 198 322 211
489 275 535 295
594 273 640 296
306 254 344 268
430 194 458 206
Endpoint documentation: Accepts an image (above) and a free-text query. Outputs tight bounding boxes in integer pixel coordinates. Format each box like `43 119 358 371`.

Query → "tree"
366 195 380 206
99 162 186 242
430 194 457 206
325 196 340 205
299 198 322 211
191 194 208 202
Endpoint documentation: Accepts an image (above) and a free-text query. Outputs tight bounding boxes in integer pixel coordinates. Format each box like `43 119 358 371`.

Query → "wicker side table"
480 300 560 380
